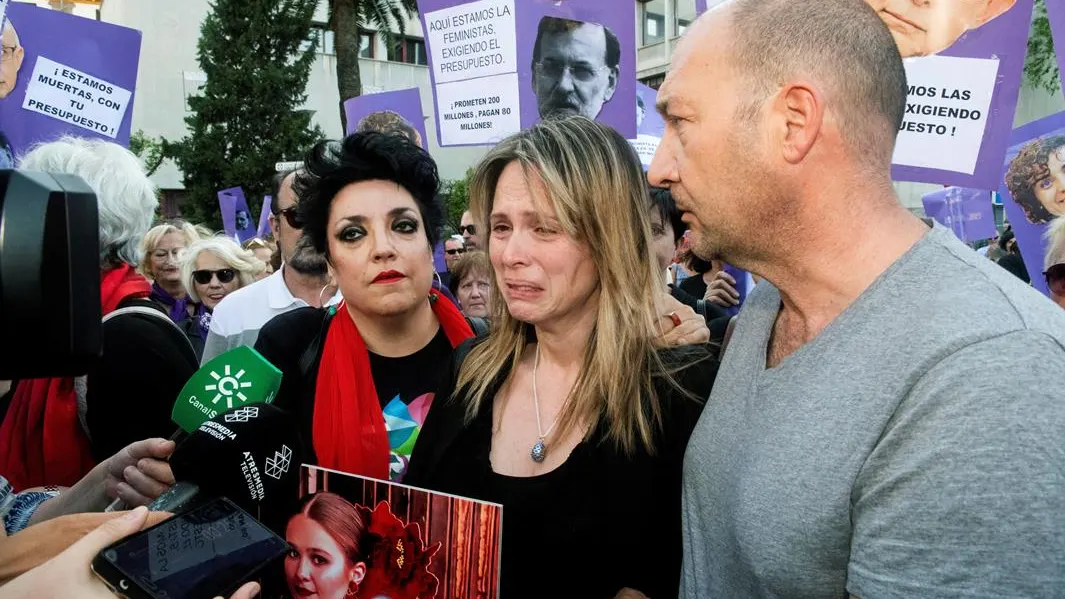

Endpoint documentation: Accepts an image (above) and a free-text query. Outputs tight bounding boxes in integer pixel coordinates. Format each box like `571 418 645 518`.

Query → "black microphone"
149 403 304 515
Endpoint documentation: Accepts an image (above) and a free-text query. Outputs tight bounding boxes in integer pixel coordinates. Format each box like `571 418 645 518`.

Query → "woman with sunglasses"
180 237 267 359
1045 217 1065 310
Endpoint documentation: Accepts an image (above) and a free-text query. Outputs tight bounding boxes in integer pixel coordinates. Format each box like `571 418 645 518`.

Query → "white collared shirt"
200 269 341 365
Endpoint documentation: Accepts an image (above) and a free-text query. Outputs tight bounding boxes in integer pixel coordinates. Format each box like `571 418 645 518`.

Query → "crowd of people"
1 0 1064 597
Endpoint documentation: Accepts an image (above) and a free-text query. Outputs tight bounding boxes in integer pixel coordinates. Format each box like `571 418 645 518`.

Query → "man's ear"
976 0 1017 25
603 66 619 103
13 46 24 72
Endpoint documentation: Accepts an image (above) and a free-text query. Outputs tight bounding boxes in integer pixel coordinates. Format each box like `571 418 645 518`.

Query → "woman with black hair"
254 133 476 483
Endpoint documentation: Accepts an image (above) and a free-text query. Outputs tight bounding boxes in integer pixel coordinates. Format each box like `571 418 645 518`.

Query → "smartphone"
92 497 288 599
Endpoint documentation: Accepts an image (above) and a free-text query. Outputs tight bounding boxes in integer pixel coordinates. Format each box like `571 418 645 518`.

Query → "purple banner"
343 87 429 149
629 82 664 170
0 3 140 168
420 0 636 147
695 0 707 13
997 110 1065 297
921 187 998 243
217 187 255 244
1048 0 1065 87
693 0 1032 190
257 196 272 240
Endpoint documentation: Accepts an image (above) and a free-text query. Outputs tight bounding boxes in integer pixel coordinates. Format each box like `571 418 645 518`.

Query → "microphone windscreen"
169 403 304 513
171 346 282 433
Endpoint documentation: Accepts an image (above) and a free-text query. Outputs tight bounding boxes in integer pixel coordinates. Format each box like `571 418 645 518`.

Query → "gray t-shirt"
682 224 1065 598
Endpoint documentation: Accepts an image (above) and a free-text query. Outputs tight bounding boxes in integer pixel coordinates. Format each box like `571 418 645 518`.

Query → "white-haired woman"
180 237 266 359
1045 217 1065 310
0 137 198 491
140 221 201 323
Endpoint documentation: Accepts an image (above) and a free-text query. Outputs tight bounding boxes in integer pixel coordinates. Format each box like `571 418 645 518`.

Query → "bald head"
714 0 907 166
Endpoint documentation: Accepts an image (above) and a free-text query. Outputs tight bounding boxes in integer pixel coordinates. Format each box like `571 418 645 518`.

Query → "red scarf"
314 292 474 479
0 265 151 491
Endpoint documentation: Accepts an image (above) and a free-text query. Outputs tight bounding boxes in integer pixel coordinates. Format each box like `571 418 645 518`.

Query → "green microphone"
170 346 283 434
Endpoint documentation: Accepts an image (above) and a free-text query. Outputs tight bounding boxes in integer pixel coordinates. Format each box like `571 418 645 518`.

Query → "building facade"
12 0 1065 217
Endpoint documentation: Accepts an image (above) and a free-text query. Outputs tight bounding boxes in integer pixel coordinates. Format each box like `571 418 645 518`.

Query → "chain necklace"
530 345 561 463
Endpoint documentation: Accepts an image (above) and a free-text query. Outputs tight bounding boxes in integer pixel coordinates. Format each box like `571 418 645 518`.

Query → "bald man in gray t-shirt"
682 224 1065 598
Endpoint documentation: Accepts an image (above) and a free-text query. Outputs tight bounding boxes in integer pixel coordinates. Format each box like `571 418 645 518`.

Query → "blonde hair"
1045 217 1065 270
138 221 201 278
459 116 671 455
181 236 266 303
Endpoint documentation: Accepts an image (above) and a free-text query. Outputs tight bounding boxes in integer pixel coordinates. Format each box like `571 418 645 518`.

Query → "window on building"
641 0 666 46
303 26 336 56
388 36 428 66
640 74 665 90
359 31 374 58
675 0 696 36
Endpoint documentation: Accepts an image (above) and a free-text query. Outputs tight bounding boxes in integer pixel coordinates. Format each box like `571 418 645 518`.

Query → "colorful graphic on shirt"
383 392 435 481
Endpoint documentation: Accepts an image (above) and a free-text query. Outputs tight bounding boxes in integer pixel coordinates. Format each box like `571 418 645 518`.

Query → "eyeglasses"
275 207 303 229
1045 263 1065 296
192 268 237 285
534 60 607 83
459 224 477 236
1 46 19 62
446 248 466 256
152 248 184 262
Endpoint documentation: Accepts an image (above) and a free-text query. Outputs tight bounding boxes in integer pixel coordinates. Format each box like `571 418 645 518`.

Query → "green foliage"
166 0 324 229
441 167 474 234
129 129 166 176
1024 0 1061 95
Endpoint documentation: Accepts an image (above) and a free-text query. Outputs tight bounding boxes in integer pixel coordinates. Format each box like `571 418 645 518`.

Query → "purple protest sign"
343 87 429 149
1048 0 1065 85
420 0 636 147
695 0 707 13
887 0 1033 189
921 187 998 243
997 110 1065 298
217 187 255 244
692 0 1032 190
0 3 140 168
257 196 272 240
629 83 665 170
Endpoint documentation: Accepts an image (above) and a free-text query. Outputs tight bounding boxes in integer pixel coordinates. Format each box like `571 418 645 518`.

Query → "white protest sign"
629 134 661 168
892 55 999 175
22 56 132 139
425 0 519 145
436 73 521 145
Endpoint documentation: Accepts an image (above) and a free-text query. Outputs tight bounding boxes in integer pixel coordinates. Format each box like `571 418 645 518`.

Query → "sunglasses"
1045 263 1065 296
275 207 303 229
446 248 466 255
459 224 477 235
192 268 237 285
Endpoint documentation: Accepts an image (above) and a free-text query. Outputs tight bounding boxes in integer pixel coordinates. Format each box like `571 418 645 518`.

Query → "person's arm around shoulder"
847 330 1065 598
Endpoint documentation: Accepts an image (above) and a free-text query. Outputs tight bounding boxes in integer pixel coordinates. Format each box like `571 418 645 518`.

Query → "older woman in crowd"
448 251 492 319
405 117 718 599
254 132 478 484
180 237 267 359
0 137 199 487
1045 217 1065 309
140 221 201 323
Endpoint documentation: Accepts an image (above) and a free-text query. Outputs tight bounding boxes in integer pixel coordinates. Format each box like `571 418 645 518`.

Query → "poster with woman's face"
998 111 1065 297
268 466 502 599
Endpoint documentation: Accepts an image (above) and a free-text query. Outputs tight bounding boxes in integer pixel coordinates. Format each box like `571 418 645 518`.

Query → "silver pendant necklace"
530 345 560 463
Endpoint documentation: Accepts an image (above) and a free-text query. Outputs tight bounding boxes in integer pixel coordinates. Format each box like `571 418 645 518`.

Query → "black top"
405 340 718 599
86 298 199 460
678 273 708 299
179 316 207 362
254 307 454 482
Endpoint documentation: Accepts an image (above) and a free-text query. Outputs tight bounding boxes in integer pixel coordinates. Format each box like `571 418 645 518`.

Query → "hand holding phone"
92 498 287 599
0 507 172 599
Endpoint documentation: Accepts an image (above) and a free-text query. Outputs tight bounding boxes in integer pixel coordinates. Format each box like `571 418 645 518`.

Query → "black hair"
269 170 295 215
293 132 443 258
532 16 621 70
648 186 686 244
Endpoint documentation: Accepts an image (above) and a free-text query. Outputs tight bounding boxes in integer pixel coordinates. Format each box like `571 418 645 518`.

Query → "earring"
319 284 332 307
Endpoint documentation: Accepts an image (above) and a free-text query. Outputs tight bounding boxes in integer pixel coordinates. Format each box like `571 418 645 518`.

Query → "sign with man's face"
218 187 256 244
0 3 140 162
419 0 635 147
695 0 1032 191
997 111 1065 299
